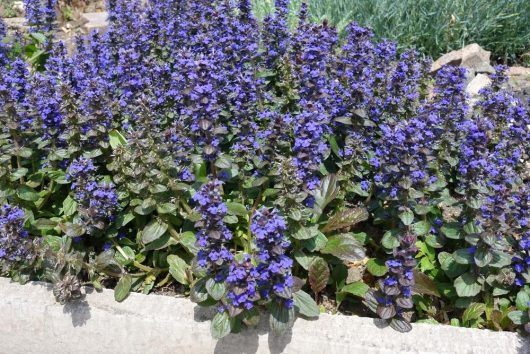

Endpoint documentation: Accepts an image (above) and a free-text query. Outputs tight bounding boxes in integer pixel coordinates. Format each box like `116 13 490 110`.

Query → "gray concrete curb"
0 277 528 354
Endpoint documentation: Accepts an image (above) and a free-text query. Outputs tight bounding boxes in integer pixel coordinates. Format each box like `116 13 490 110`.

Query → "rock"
466 74 492 96
460 43 491 71
509 67 530 77
81 12 108 33
431 49 463 72
431 43 491 73
3 17 28 33
474 62 495 75
12 1 25 17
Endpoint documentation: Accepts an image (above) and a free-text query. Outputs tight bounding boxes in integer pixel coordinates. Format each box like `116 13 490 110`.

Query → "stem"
11 129 24 184
38 180 55 211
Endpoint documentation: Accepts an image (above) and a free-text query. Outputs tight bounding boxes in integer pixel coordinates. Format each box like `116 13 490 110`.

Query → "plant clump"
0 0 529 338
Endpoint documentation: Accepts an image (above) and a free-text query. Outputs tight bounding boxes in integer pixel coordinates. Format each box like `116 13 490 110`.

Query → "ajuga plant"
1 0 530 338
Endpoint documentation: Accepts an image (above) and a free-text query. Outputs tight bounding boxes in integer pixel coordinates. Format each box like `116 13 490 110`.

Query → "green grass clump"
252 0 530 63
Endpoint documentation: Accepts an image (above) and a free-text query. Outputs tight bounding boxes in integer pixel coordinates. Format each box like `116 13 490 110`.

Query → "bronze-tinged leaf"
376 304 396 319
311 174 340 219
389 318 412 333
292 276 306 293
321 207 369 233
395 296 414 309
309 257 330 295
413 269 440 297
321 233 366 263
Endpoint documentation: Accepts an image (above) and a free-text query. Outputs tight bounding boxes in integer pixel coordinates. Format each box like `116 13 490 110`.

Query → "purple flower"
193 180 234 279
68 158 118 236
251 208 293 308
0 204 35 268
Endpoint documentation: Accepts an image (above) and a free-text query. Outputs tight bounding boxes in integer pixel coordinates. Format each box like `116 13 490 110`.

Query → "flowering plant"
1 0 529 338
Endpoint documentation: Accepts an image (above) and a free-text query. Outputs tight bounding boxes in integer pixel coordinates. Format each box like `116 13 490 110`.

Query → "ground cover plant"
253 0 530 64
1 0 530 338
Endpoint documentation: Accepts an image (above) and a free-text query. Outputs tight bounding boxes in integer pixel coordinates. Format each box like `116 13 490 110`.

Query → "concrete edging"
0 277 528 354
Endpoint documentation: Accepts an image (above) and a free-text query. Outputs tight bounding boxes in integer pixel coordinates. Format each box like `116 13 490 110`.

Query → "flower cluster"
1 0 530 337
192 180 233 280
378 233 417 321
251 207 294 308
67 158 118 236
24 0 57 33
225 255 259 315
0 204 34 270
0 18 8 66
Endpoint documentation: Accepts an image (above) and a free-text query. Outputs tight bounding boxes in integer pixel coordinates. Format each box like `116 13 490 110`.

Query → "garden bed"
2 0 530 343
0 277 527 354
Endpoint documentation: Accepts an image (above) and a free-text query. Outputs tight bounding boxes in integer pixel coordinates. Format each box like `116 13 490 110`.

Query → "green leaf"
489 251 512 268
115 213 135 228
157 203 177 214
211 312 232 339
223 215 238 224
17 186 40 202
190 278 208 303
474 247 492 267
206 278 226 301
412 220 431 236
33 218 57 231
320 233 366 263
399 210 414 226
214 155 233 169
463 221 482 235
292 226 318 240
340 281 369 298
269 301 295 335
29 32 47 43
366 258 387 276
381 230 400 249
114 275 132 302
226 202 248 217
167 254 191 285
462 303 486 324
294 250 317 270
242 307 261 327
508 310 529 325
62 195 77 217
293 290 320 318
453 248 474 264
441 222 462 239
454 272 482 297
516 290 530 311
115 246 135 266
352 232 369 245
63 223 85 237
179 231 199 255
308 257 329 295
11 168 28 180
96 250 123 276
142 219 168 244
142 233 171 252
109 130 127 149
438 252 467 278
44 235 62 252
304 231 328 252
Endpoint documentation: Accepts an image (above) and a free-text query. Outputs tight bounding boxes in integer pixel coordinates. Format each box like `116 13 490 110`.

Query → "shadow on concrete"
210 308 293 354
62 298 92 327
517 337 530 354
60 286 95 327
